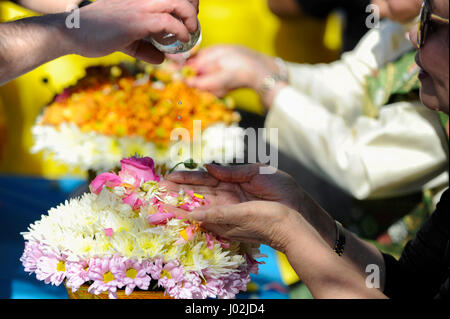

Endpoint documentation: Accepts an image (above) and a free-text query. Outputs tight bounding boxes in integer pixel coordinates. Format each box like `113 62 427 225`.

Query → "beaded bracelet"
333 221 346 257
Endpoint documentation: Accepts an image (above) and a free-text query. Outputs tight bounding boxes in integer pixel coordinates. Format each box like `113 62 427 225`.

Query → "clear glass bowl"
146 20 201 54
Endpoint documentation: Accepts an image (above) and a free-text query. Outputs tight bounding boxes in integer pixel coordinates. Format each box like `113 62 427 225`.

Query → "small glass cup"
146 19 201 54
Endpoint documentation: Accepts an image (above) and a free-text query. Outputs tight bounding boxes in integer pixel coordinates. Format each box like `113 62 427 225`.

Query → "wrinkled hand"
185 45 280 97
164 163 335 245
187 200 320 253
62 0 199 63
163 163 303 211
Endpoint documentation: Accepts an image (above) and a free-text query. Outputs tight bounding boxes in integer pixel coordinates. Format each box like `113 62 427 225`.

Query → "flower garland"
20 156 264 299
31 62 245 173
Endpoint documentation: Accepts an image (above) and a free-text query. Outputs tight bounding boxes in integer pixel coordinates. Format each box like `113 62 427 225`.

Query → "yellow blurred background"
0 0 341 179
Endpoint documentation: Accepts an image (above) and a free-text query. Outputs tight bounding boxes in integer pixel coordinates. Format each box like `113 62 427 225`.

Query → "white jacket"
265 20 449 200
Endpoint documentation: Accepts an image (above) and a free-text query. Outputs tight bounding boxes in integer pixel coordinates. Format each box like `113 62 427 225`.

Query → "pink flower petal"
148 212 176 225
122 193 143 210
89 172 122 195
104 228 114 237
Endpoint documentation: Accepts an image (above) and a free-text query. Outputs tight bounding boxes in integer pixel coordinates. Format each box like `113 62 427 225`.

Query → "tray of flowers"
20 156 264 299
31 61 245 175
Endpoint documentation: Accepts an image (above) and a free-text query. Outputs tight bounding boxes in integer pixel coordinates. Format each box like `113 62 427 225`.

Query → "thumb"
159 203 190 220
188 204 234 224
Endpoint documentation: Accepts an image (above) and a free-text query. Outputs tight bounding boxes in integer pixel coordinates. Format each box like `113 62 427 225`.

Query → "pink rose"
119 157 160 184
90 172 122 195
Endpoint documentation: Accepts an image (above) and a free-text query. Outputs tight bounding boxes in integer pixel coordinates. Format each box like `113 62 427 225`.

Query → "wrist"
276 207 323 255
295 193 337 249
256 57 289 109
261 81 288 109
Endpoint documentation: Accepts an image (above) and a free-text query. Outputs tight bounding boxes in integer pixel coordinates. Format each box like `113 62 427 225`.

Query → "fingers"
189 205 229 224
159 203 190 219
189 0 200 13
147 0 199 33
189 201 257 224
166 171 220 187
205 164 263 183
186 73 230 97
159 180 182 192
143 12 192 43
187 47 225 72
123 40 165 64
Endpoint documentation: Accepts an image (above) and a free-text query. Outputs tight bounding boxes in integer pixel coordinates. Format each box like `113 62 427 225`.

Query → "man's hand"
63 0 199 63
0 0 199 84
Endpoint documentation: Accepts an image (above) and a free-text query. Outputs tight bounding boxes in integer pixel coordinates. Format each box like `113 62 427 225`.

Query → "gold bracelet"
333 221 346 257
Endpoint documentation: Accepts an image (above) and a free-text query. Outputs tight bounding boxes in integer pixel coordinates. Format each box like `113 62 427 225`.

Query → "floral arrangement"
31 62 245 173
20 156 263 299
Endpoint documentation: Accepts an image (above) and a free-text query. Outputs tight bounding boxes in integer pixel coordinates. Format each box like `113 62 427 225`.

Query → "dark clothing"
296 0 371 52
383 189 449 299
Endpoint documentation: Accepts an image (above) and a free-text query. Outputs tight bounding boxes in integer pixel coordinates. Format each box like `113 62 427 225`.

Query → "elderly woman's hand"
163 163 304 211
185 45 285 104
189 200 322 253
163 163 337 248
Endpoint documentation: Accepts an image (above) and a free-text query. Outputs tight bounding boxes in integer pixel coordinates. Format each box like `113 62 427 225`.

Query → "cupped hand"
189 201 295 251
63 0 199 63
185 45 280 97
162 163 303 211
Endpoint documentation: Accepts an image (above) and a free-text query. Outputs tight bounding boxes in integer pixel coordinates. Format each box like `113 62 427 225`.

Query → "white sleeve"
265 87 449 200
284 20 414 124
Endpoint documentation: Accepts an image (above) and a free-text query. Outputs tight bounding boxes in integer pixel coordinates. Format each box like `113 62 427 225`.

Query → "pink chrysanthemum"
145 257 164 281
157 261 185 292
87 255 124 299
65 260 90 292
110 258 151 296
168 272 203 299
199 271 226 299
218 270 251 299
34 249 67 286
20 241 44 274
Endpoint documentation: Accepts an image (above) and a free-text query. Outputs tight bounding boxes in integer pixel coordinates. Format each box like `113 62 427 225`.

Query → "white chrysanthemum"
21 181 257 278
136 232 167 259
108 231 140 259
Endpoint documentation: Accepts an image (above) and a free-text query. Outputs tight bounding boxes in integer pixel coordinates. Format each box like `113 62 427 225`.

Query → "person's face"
373 0 422 23
409 0 449 114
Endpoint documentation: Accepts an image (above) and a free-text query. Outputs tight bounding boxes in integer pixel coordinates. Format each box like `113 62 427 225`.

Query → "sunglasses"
417 0 449 48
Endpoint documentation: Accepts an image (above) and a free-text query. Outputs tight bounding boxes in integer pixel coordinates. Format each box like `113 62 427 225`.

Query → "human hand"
185 45 282 98
61 0 199 63
188 200 308 253
163 163 303 211
164 163 336 247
